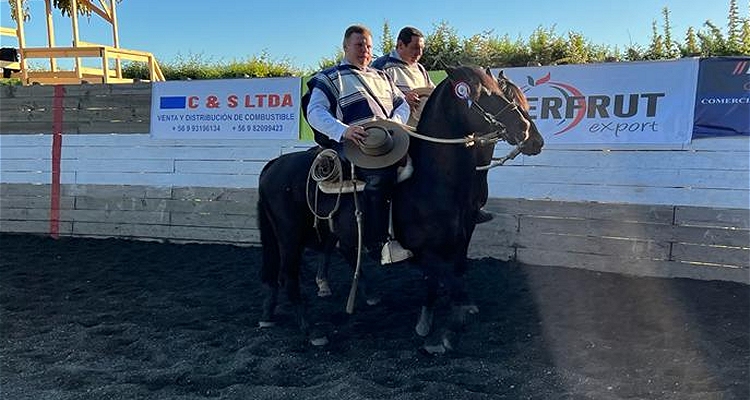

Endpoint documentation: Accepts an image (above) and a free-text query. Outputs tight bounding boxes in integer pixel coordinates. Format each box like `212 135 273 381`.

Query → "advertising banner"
150 77 301 139
693 57 750 137
492 58 699 148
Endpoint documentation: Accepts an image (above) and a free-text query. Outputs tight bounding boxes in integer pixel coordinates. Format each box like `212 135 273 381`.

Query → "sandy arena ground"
1 234 748 399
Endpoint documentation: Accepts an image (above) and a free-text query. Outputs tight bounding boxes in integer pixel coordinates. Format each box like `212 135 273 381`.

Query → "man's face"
344 32 373 68
396 36 425 65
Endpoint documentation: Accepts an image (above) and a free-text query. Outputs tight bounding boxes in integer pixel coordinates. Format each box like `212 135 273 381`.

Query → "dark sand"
1 234 748 399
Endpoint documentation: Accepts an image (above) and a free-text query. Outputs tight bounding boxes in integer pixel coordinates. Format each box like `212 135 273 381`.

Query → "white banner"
150 77 301 139
492 58 699 148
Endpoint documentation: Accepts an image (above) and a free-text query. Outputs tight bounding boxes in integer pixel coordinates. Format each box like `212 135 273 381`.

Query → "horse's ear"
498 69 506 79
445 65 457 78
439 59 450 71
484 67 492 76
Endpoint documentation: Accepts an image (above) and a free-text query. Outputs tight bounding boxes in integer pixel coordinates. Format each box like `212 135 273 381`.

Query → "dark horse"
257 66 544 351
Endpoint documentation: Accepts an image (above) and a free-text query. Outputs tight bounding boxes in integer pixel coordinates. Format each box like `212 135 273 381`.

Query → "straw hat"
343 120 411 169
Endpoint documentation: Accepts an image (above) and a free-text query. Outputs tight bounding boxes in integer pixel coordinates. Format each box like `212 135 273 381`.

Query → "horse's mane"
473 66 502 95
499 77 530 112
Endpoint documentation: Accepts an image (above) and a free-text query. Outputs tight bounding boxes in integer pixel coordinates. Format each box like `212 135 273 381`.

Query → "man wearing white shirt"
372 26 494 224
371 26 434 123
305 24 412 264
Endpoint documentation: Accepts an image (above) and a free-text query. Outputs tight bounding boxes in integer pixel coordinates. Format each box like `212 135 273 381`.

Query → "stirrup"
381 239 412 264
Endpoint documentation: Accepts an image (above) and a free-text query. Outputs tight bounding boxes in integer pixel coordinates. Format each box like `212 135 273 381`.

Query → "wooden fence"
1 83 748 284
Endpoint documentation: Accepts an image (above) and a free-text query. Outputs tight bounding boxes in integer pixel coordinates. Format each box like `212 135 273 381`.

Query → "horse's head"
496 70 544 155
442 66 543 156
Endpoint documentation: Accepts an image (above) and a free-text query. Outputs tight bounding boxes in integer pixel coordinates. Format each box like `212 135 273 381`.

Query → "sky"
0 0 737 70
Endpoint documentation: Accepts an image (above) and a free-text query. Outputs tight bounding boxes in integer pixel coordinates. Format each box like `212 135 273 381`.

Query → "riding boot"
475 208 494 224
361 186 412 265
362 191 388 261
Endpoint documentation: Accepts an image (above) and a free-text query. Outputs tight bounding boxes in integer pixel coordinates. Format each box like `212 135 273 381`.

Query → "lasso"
306 149 345 223
305 149 365 314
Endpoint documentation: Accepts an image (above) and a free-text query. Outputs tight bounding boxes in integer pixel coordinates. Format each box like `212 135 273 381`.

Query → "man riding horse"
305 24 413 265
259 43 544 348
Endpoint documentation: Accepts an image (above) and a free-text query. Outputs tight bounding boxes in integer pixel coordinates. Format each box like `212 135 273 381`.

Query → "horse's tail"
257 180 280 286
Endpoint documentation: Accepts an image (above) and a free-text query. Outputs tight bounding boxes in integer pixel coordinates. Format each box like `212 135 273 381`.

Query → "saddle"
316 155 414 194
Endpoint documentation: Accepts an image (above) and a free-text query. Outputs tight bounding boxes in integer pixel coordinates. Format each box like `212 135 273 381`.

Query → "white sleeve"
306 87 347 142
390 91 411 124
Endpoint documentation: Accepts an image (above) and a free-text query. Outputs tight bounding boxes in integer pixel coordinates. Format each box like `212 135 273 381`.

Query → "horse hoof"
442 331 456 352
316 278 332 297
366 297 381 306
258 320 276 328
415 321 430 337
310 336 329 346
415 306 433 337
421 343 446 355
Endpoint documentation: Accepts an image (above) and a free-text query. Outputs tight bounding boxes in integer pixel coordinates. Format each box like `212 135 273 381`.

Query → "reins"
392 100 525 171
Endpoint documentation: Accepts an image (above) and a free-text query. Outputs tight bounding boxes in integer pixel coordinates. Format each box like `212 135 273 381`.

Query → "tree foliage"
379 20 394 57
121 52 302 81
403 0 748 69
5 0 748 82
7 0 121 21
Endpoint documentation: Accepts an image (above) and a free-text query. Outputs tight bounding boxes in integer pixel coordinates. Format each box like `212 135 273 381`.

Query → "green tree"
379 20 394 57
484 34 528 67
557 32 590 64
316 48 343 70
462 30 494 67
661 7 681 58
682 27 701 56
421 21 462 70
646 20 666 59
741 19 750 54
727 0 741 51
527 26 568 65
698 21 729 55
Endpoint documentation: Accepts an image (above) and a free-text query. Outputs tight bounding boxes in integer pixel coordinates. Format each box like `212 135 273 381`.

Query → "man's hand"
404 90 421 108
343 125 368 144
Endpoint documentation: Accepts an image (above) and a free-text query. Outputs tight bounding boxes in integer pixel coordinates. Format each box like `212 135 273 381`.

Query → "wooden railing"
0 26 16 37
18 44 164 85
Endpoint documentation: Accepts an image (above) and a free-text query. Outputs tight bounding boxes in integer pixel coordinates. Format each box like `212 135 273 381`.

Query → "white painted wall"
1 134 748 209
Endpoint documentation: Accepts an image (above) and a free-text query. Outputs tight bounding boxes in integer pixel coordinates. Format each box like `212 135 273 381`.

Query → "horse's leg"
281 239 329 347
418 252 477 354
259 283 279 328
415 257 439 337
259 203 281 328
315 238 335 297
439 253 479 352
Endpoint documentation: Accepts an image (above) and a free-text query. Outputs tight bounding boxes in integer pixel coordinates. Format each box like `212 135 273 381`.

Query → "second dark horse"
257 66 544 351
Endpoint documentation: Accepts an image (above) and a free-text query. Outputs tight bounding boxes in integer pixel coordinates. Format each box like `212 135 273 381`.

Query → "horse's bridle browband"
467 89 524 144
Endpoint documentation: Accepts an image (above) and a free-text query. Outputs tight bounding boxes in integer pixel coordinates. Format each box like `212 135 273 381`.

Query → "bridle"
404 79 530 170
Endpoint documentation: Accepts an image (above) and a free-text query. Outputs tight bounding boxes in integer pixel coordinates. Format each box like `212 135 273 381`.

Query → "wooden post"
70 0 82 79
44 0 57 71
110 0 122 79
12 0 27 84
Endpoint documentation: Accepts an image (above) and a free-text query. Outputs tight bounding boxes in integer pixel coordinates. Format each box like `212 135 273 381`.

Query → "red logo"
524 72 586 136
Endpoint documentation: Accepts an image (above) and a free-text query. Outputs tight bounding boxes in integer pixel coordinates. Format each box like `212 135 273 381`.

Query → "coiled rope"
306 149 345 224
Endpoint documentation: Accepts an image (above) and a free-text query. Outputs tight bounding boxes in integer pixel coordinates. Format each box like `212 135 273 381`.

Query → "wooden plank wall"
472 199 749 283
0 83 151 134
1 83 748 283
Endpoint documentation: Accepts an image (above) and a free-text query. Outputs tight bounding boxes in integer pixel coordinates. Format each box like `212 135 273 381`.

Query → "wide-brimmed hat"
343 120 411 169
